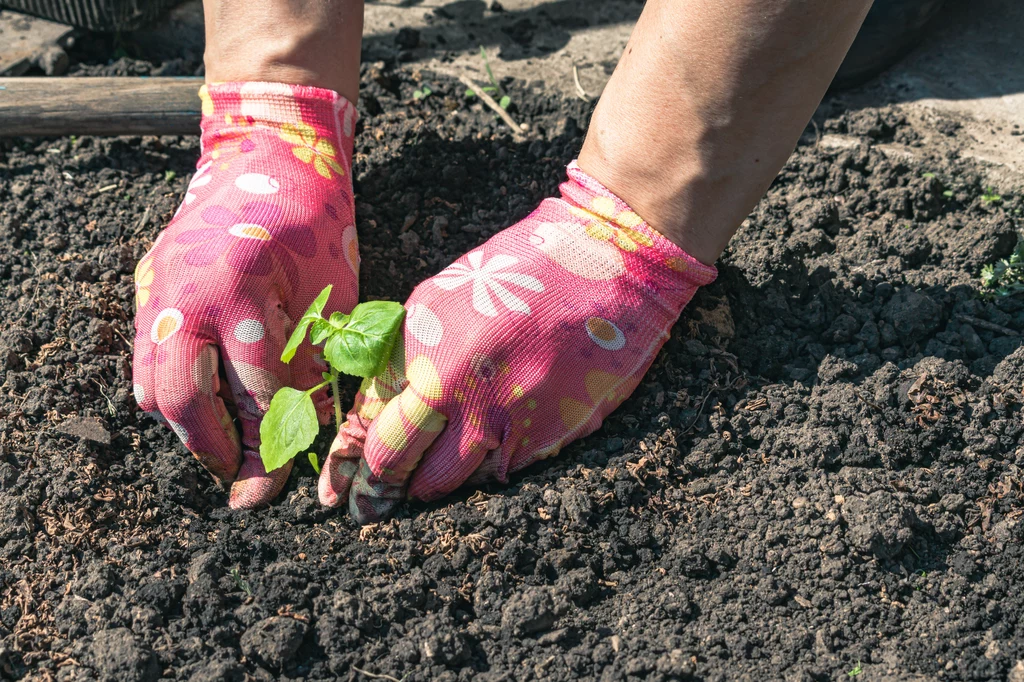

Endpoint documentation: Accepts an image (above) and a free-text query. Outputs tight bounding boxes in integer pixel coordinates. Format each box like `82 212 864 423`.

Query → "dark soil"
2 59 1024 682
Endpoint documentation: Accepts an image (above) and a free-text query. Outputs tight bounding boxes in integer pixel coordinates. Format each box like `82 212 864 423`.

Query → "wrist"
558 161 717 296
202 4 362 103
577 141 726 267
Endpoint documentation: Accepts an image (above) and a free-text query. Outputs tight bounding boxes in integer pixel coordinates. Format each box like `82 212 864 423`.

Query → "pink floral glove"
319 162 716 522
132 83 359 508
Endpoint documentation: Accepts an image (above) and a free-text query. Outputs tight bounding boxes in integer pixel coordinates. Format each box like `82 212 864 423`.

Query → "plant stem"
304 378 332 396
331 374 342 425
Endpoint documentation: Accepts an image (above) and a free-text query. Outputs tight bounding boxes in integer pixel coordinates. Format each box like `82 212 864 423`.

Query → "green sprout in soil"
921 172 936 179
307 451 321 474
230 566 253 597
981 187 1003 204
942 190 954 198
413 85 433 100
259 285 405 473
164 170 177 183
980 237 1024 297
847 661 863 678
465 46 512 110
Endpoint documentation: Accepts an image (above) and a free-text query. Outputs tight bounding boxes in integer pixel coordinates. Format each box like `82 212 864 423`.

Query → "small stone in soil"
240 616 307 670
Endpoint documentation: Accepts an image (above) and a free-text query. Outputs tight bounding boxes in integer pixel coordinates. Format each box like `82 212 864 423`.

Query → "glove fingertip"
228 451 293 509
348 460 405 525
317 422 363 507
318 454 358 507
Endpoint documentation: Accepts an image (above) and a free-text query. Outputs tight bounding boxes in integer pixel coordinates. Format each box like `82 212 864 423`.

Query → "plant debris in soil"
1 61 1024 682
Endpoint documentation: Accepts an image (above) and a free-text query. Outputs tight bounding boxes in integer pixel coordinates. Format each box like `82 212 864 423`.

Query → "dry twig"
572 64 590 101
457 74 525 141
958 314 1019 337
351 666 404 682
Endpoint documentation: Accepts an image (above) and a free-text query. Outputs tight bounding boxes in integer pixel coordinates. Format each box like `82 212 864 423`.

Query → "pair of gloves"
132 83 715 522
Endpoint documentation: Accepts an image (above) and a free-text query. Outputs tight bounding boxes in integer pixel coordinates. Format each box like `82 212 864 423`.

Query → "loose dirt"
1 60 1023 682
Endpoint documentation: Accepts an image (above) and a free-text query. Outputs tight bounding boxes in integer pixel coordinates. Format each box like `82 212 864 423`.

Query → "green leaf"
329 311 350 328
480 45 500 90
980 263 997 288
307 451 321 474
259 387 319 472
281 285 333 363
942 190 954 198
323 301 406 378
465 88 477 98
499 95 511 110
310 319 334 345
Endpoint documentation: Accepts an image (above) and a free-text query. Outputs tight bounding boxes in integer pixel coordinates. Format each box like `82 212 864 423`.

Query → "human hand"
318 162 715 522
132 82 359 508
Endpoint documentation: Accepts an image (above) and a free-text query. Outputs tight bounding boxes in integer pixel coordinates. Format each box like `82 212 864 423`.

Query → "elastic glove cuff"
562 160 717 301
198 81 358 165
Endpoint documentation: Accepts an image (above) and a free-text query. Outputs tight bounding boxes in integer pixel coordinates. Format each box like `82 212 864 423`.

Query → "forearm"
202 0 364 101
578 0 874 264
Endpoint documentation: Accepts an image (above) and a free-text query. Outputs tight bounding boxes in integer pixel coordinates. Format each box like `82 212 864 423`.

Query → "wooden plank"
0 10 74 77
0 76 203 136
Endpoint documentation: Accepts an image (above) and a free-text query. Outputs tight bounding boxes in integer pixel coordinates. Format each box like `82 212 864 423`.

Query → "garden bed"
1 59 1023 681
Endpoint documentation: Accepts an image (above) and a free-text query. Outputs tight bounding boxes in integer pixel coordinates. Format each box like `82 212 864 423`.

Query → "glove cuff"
196 81 358 174
559 161 716 314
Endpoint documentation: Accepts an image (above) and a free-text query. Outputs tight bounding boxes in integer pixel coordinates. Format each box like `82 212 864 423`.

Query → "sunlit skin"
203 0 873 263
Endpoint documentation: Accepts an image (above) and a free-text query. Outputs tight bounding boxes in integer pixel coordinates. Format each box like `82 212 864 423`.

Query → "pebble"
240 616 307 670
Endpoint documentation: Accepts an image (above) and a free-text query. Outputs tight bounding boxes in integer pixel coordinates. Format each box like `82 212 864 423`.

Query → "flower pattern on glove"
132 82 359 509
319 161 716 523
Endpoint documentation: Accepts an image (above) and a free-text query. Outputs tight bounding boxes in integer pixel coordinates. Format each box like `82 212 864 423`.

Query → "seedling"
921 172 936 179
980 236 1024 297
259 285 405 473
230 566 253 597
307 452 321 474
981 187 1003 204
942 190 954 198
847 661 863 677
413 85 433 100
465 46 512 110
164 170 177 183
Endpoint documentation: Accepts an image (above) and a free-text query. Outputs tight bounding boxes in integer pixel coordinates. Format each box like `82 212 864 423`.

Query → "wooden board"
0 76 203 136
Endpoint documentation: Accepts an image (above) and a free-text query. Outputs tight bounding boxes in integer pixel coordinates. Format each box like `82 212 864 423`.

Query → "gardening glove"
319 161 716 522
132 82 359 509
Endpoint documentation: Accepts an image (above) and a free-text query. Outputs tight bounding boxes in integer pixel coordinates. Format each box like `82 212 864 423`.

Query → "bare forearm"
203 0 364 101
578 0 874 263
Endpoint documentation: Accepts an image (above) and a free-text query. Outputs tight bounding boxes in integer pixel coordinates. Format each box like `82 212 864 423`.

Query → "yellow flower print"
569 195 653 252
198 84 215 116
279 122 346 180
134 257 154 308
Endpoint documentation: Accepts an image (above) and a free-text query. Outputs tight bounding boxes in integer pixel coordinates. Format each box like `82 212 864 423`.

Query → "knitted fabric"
319 161 716 522
133 82 358 508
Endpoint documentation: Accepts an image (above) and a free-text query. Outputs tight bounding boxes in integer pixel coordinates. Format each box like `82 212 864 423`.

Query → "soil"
2 56 1024 682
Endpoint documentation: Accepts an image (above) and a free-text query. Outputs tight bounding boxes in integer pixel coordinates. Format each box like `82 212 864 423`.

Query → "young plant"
413 85 433 100
847 661 863 678
465 46 512 110
981 187 1003 204
259 285 406 473
980 236 1024 297
230 566 253 597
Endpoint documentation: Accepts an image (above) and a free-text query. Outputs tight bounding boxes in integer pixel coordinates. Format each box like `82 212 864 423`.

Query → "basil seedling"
259 285 405 473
